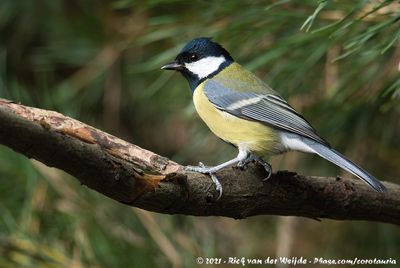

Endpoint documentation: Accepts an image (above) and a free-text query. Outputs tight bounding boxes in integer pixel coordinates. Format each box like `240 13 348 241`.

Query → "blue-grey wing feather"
203 79 329 146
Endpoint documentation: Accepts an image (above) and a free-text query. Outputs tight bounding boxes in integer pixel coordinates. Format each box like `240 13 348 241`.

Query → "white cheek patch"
185 56 226 79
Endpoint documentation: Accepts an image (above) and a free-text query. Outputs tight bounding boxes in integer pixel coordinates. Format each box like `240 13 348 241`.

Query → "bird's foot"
259 160 273 181
237 154 273 181
186 162 213 173
185 162 223 200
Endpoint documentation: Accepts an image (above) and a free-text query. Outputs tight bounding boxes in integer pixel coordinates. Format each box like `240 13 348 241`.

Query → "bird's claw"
259 161 272 181
237 154 273 181
185 163 223 200
210 173 223 200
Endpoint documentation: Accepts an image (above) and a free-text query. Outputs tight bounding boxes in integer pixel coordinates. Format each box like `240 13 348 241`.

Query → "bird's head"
161 37 234 90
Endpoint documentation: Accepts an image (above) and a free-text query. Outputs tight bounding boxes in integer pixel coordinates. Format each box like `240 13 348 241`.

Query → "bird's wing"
203 79 329 146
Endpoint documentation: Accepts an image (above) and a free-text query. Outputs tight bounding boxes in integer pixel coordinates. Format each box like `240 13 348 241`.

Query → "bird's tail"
304 140 387 192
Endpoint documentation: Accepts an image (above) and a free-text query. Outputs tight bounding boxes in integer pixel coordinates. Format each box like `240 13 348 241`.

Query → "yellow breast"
192 83 279 156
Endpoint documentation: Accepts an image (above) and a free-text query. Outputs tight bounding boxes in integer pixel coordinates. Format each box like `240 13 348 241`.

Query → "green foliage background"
0 0 399 267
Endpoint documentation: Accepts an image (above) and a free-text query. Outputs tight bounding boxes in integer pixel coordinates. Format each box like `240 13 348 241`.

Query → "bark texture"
0 98 399 225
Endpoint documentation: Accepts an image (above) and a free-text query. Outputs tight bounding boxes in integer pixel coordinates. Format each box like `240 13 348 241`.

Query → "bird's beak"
161 61 183 71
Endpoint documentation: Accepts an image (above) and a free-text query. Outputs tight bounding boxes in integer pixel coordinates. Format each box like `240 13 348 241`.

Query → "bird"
161 37 386 199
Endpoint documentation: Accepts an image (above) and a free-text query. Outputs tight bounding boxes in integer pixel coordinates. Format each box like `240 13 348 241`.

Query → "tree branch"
0 98 398 225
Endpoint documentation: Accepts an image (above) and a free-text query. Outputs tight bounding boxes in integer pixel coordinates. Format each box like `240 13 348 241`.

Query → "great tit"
162 37 386 198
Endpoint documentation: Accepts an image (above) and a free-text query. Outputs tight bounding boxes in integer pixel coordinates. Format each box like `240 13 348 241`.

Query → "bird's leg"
237 153 273 181
185 149 249 199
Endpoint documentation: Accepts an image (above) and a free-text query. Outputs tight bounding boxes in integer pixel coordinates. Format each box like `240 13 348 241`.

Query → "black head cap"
161 38 234 91
178 37 234 62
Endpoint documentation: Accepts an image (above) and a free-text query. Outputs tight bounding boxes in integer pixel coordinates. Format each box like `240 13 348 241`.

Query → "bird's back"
212 63 277 95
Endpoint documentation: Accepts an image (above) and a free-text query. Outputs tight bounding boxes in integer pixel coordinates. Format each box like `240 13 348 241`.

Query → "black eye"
189 53 198 61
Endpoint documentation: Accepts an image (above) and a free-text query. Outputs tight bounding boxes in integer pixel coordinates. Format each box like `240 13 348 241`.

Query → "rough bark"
0 98 399 225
